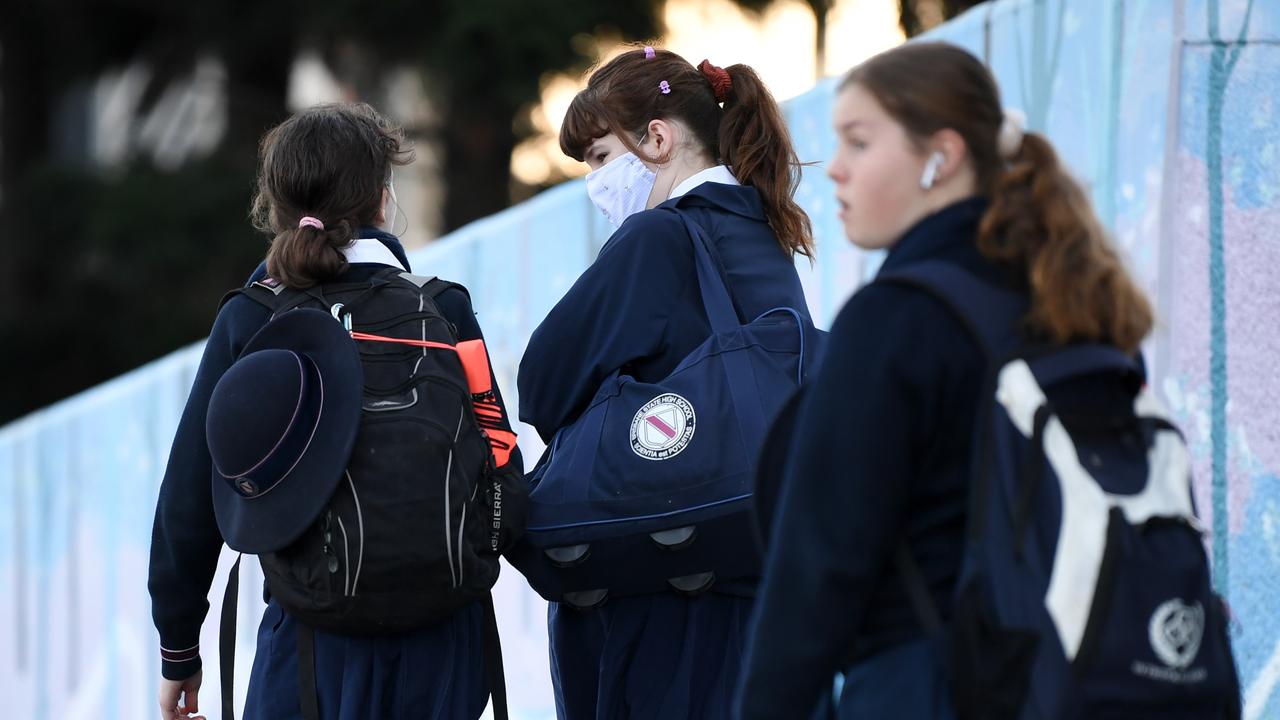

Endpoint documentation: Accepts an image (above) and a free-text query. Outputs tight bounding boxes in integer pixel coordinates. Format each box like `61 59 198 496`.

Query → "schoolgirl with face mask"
516 46 817 719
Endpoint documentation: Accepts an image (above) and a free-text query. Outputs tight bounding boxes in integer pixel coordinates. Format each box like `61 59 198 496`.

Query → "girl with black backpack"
148 103 521 720
515 46 818 719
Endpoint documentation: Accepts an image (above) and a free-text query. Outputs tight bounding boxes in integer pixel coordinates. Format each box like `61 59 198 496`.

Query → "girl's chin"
846 230 888 251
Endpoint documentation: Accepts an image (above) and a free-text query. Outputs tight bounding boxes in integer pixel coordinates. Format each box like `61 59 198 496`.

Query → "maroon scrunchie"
698 59 733 103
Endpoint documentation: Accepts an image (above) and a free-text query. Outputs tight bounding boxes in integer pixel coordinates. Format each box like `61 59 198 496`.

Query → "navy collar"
660 181 765 222
877 197 988 275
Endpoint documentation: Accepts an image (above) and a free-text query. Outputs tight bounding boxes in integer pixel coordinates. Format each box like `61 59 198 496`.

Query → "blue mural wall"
3 0 1278 717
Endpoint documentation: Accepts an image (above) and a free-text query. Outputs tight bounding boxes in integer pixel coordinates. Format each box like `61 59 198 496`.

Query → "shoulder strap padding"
254 276 289 296
217 279 291 315
876 260 1027 360
398 271 437 288
394 271 470 303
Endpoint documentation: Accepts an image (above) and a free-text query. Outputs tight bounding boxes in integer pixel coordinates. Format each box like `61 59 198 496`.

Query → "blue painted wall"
3 1 1278 717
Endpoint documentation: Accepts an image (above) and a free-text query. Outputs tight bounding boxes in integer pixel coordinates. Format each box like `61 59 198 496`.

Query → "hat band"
221 354 326 499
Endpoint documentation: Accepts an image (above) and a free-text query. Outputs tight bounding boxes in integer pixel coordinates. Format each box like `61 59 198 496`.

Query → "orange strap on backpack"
350 332 517 468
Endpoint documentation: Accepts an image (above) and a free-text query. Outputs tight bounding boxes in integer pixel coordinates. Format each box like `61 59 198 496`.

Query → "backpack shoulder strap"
881 261 1144 383
388 272 473 341
875 261 1027 637
876 260 1027 360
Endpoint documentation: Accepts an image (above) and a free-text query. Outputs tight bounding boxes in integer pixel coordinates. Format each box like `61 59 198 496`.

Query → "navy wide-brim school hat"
208 308 363 554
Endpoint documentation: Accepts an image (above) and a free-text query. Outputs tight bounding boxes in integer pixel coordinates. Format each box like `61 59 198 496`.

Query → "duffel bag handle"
668 209 743 335
670 210 771 449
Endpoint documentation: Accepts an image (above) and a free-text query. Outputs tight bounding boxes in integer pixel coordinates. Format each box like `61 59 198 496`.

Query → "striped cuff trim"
160 644 200 663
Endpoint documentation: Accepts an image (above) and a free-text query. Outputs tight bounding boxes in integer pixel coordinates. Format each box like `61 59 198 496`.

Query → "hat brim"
212 308 364 554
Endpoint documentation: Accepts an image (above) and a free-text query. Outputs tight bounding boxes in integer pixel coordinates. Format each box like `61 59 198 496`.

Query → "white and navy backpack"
882 261 1240 719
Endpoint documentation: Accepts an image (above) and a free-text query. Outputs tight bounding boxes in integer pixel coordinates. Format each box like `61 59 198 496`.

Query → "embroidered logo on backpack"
1150 599 1205 669
630 394 696 460
1132 599 1208 684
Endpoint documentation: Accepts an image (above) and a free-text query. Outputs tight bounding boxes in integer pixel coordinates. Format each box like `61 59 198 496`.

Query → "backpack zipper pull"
322 510 339 573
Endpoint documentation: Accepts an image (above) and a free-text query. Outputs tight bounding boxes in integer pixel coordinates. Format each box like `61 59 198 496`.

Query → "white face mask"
383 177 406 236
585 151 657 229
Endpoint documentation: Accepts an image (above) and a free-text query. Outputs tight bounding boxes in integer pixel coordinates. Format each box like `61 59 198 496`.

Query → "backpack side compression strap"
482 593 509 720
297 623 320 720
895 543 944 636
219 554 242 720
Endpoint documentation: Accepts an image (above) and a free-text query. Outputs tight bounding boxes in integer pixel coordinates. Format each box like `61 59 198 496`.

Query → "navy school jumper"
518 182 815 720
736 199 1143 719
736 199 1000 719
147 229 520 720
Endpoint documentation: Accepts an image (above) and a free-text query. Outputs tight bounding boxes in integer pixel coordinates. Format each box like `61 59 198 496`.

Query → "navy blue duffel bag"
508 208 824 607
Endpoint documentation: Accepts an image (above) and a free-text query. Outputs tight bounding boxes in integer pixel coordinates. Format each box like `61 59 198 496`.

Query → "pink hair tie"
298 216 324 230
644 46 656 59
659 80 671 95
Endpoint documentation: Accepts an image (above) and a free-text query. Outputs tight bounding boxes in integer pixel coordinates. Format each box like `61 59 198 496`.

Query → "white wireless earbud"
920 151 945 190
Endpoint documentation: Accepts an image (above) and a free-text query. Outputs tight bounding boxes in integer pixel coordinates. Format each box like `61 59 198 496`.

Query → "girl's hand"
158 668 206 720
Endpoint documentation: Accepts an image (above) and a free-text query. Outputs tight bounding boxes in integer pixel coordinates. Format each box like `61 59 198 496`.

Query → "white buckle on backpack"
330 303 353 332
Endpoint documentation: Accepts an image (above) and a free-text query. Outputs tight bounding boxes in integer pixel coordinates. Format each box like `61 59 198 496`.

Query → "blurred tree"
730 0 982 81
0 0 300 423
733 0 835 81
898 0 985 38
2 159 266 421
432 1 659 229
0 0 660 422
306 0 660 230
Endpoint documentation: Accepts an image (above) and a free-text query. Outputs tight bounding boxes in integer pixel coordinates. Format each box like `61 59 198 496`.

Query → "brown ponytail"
719 64 815 258
264 220 353 289
842 42 1153 352
979 132 1153 352
250 103 413 289
559 46 814 258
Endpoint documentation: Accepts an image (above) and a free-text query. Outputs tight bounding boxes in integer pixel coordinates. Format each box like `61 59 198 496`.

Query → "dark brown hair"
841 42 1153 352
251 103 414 288
560 46 814 258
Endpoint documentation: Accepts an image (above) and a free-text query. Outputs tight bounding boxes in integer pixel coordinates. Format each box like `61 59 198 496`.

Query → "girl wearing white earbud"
738 41 1155 719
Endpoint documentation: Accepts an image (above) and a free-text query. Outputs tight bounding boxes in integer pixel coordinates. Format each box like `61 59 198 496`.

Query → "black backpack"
217 267 522 720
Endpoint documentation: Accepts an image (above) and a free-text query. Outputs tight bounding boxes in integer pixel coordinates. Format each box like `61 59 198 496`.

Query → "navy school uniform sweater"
737 198 1001 717
518 182 814 443
147 228 521 681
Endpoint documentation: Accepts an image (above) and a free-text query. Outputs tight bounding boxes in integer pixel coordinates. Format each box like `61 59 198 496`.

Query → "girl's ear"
644 118 678 165
925 128 970 186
